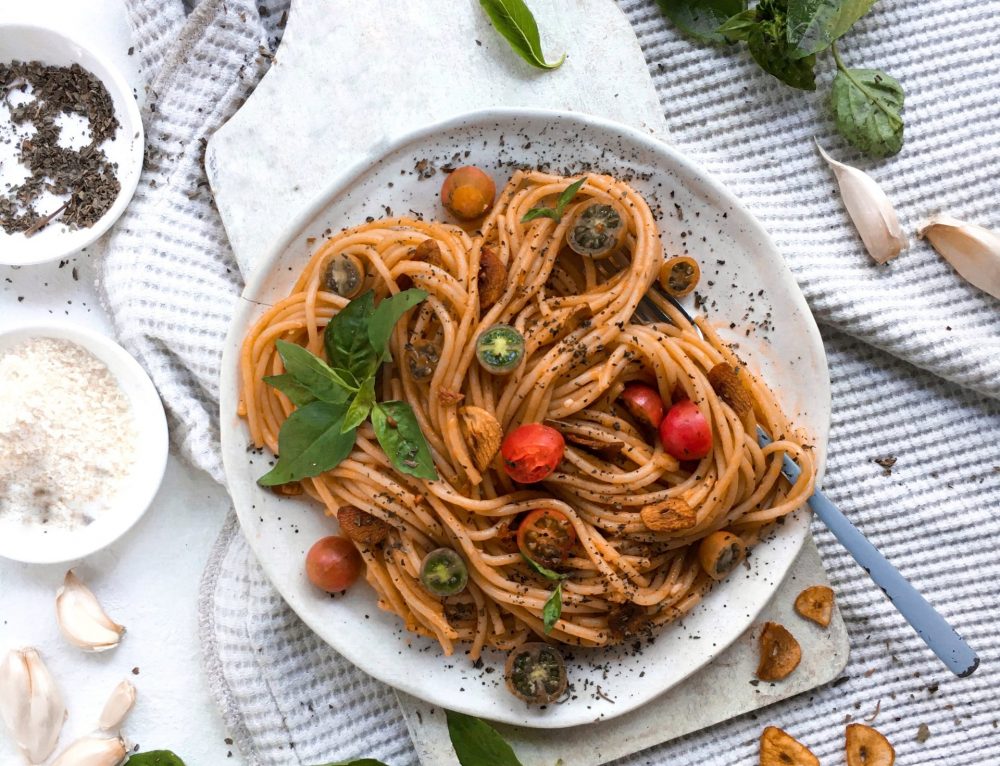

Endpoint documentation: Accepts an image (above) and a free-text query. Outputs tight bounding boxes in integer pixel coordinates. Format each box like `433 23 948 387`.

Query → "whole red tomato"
501 423 565 483
659 400 712 460
306 536 362 593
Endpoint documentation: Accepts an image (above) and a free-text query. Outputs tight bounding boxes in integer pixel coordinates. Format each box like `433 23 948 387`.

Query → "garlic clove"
918 215 1000 299
0 647 66 763
816 141 908 264
97 680 136 731
50 735 127 766
55 571 125 652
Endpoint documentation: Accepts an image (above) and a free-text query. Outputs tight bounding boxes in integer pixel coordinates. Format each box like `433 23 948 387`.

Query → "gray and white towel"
100 0 1000 763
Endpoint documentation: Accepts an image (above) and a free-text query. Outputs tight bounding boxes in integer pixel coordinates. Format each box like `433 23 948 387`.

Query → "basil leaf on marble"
479 0 565 70
446 709 524 766
127 753 186 766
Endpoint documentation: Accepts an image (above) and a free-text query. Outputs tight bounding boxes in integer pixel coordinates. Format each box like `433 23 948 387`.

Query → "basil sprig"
259 289 438 486
478 0 564 71
520 177 586 224
522 554 569 633
661 0 904 157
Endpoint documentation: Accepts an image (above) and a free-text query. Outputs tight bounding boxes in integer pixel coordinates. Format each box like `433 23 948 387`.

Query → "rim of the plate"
0 23 144 266
0 321 168 564
221 106 831 726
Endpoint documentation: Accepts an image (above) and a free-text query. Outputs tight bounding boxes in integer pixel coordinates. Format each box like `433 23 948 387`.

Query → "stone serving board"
205 0 849 760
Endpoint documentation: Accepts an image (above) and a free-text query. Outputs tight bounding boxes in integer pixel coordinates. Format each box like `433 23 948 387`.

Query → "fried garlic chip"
760 726 819 766
846 723 896 766
756 622 802 681
795 585 835 628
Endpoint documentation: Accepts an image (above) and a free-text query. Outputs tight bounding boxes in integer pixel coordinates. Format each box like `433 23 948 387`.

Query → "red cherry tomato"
619 383 665 429
501 423 565 483
305 536 362 593
659 400 712 460
517 509 577 569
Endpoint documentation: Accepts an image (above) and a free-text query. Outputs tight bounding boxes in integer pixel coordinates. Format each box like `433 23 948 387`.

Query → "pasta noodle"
239 170 816 658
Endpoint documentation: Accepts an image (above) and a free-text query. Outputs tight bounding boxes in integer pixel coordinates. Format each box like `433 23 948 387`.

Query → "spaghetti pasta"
238 170 816 658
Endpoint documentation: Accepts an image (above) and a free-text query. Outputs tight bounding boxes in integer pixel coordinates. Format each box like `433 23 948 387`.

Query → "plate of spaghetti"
220 109 830 727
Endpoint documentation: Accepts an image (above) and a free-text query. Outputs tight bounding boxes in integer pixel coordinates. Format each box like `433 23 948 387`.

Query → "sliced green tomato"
476 324 525 374
420 547 469 597
504 642 567 704
566 201 626 258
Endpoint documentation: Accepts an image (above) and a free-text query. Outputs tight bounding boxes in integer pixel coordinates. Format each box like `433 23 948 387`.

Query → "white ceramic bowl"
0 23 144 265
220 108 831 728
0 323 168 564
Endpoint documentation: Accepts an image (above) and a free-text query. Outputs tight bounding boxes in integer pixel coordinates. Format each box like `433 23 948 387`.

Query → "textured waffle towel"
102 0 1000 764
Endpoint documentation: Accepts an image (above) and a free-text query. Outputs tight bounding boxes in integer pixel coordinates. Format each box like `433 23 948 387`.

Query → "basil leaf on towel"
258 401 357 486
478 0 565 70
716 7 758 41
446 710 524 766
127 753 186 766
786 0 876 58
658 0 747 44
747 0 816 90
324 289 379 384
831 53 904 157
368 288 427 361
371 401 438 480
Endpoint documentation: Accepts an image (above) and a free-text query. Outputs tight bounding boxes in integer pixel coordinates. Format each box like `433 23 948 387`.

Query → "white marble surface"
0 1 245 763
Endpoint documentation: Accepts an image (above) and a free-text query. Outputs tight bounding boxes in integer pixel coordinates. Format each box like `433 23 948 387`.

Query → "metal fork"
592 253 979 677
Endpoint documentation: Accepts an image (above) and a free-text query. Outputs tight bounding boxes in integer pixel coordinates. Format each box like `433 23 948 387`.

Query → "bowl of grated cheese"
0 322 168 564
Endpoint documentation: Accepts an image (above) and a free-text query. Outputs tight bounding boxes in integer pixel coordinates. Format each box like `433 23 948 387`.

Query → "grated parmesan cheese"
0 337 137 529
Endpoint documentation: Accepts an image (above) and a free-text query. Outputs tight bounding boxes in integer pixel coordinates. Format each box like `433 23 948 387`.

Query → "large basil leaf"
258 401 357 485
264 373 317 408
370 401 438 481
748 0 816 90
324 291 379 384
446 710 524 766
478 0 565 70
342 376 376 434
127 753 186 766
368 288 427 360
786 0 876 58
657 0 747 44
275 340 353 403
831 65 904 157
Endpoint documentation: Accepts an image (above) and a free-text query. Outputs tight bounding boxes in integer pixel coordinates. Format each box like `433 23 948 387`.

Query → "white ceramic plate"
220 109 830 728
0 24 143 265
0 322 168 564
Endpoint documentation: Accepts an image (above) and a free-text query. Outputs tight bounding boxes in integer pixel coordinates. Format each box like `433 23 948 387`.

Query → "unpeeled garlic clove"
50 735 127 766
0 647 66 763
816 141 908 264
918 215 1000 299
97 680 136 731
55 571 125 652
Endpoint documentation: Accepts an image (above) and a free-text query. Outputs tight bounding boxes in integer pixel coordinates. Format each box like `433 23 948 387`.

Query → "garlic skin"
918 215 1000 299
98 680 136 731
816 142 908 264
50 735 127 766
0 647 66 763
55 571 125 652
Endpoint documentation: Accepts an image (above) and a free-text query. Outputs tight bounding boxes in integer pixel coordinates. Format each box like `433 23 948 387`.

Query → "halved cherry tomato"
505 642 567 704
517 509 576 569
440 166 496 220
501 423 565 483
305 536 362 593
659 400 712 460
619 383 665 429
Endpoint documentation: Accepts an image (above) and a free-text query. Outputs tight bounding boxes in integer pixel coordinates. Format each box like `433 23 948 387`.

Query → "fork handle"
780 453 979 677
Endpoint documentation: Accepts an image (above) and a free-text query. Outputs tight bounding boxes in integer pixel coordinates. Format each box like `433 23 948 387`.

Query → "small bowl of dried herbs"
0 23 144 265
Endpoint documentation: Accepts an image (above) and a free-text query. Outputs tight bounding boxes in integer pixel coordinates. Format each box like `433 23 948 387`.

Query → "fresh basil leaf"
258 401 357 485
747 0 816 90
786 0 876 58
342 376 376 434
542 581 563 633
368 288 428 360
127 753 186 766
478 0 565 70
657 0 747 44
522 553 569 581
371 401 438 481
831 64 904 157
310 761 390 766
324 290 379 384
275 340 353 402
446 710 524 766
520 177 586 224
264 373 317 408
716 7 758 41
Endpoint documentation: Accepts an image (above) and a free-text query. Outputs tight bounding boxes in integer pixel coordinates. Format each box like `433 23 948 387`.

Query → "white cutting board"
205 0 849 762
